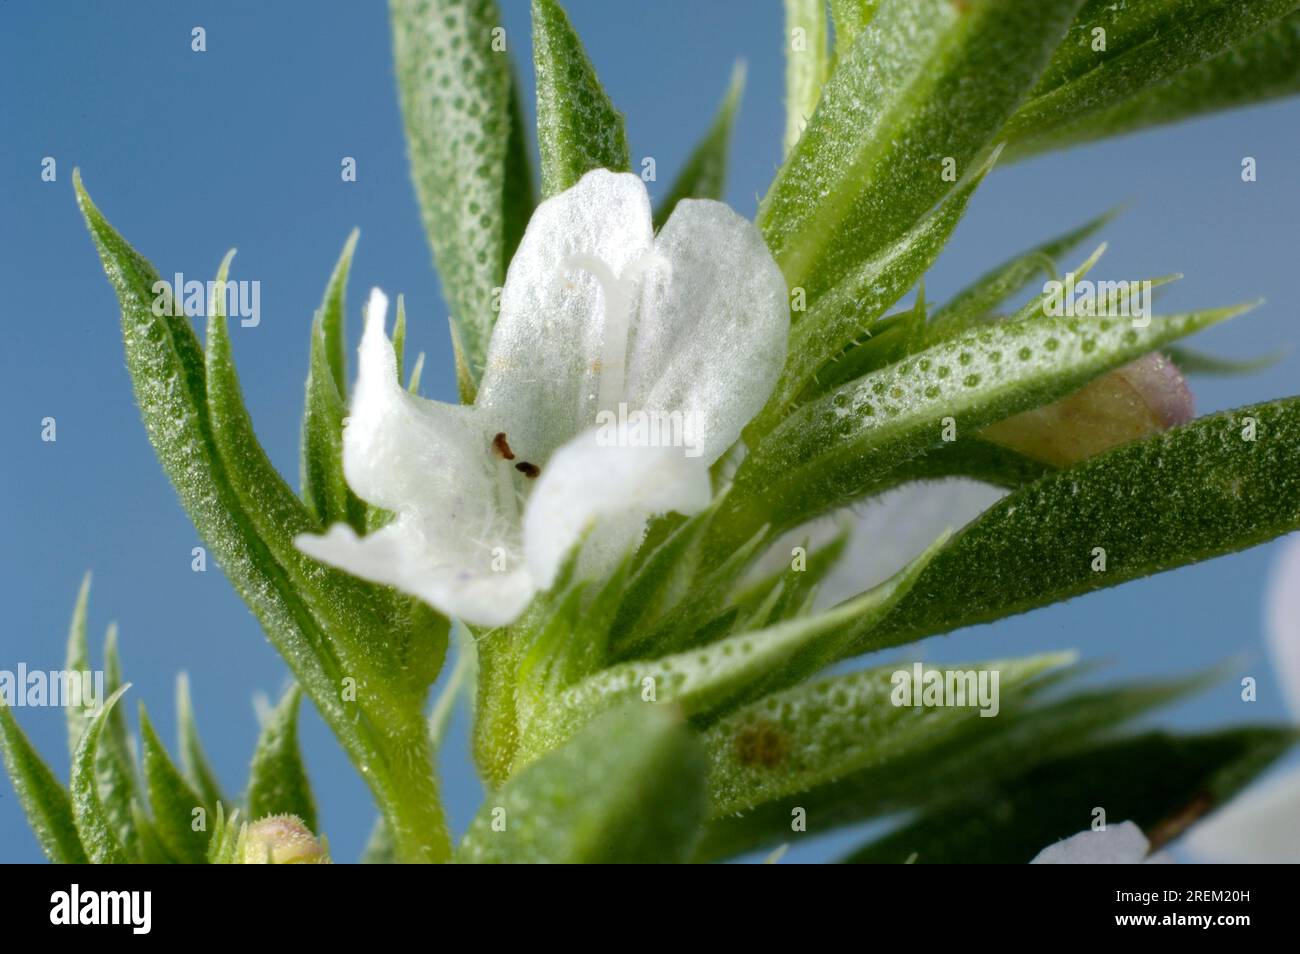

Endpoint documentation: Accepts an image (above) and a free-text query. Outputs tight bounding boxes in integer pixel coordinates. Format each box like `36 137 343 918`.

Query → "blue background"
2 1 1298 864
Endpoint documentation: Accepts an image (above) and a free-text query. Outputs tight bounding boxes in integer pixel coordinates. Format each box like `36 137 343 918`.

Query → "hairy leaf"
0 704 88 863
1004 0 1300 153
844 728 1296 863
861 397 1300 654
70 684 131 864
391 0 521 388
760 0 1083 301
783 0 830 155
532 0 630 197
246 685 318 832
726 300 1250 544
458 704 706 863
139 704 208 864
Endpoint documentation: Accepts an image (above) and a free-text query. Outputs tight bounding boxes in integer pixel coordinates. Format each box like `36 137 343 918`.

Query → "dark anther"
515 461 540 479
492 432 516 460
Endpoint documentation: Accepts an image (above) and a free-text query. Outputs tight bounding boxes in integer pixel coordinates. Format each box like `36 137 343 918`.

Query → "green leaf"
844 728 1296 863
300 230 367 531
1167 344 1285 377
139 704 208 864
695 671 1212 861
783 0 830 155
503 64 538 267
704 652 1070 816
752 153 995 434
926 207 1117 339
527 538 945 761
245 684 318 832
1003 0 1300 154
205 254 448 704
1008 11 1300 159
829 0 879 54
63 571 93 759
861 397 1300 655
760 0 1084 301
76 174 448 862
391 0 520 389
206 802 247 864
653 62 745 228
0 703 88 863
722 299 1251 544
532 0 630 197
458 703 707 863
175 673 226 817
71 684 132 864
96 624 146 860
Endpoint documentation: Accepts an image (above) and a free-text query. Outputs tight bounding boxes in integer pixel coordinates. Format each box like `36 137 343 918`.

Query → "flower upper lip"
295 169 789 627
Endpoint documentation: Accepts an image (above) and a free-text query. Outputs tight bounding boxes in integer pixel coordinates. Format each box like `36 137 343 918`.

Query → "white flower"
296 170 789 627
1182 532 1300 862
1030 821 1166 863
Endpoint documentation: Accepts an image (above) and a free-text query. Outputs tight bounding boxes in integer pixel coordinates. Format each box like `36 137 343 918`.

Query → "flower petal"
296 519 534 629
522 426 713 589
345 289 493 513
298 288 532 626
624 198 789 464
1182 768 1300 863
1030 821 1151 864
477 169 655 464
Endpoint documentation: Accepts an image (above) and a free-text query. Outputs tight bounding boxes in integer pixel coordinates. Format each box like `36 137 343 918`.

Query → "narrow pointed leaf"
654 62 744 227
1007 12 1300 159
532 0 630 197
696 672 1212 861
760 0 1084 301
458 704 707 863
532 538 944 759
76 174 449 862
300 231 367 530
753 155 994 433
705 652 1069 816
1003 0 1299 152
724 301 1251 543
205 254 447 704
70 684 131 864
0 704 88 864
139 705 208 864
1167 344 1285 377
927 208 1117 338
63 572 93 759
844 728 1296 863
246 685 318 832
783 0 830 154
176 673 226 817
861 397 1300 655
391 0 518 387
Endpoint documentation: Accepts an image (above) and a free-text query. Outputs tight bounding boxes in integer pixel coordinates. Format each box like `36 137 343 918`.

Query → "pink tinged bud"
238 814 331 864
980 352 1193 467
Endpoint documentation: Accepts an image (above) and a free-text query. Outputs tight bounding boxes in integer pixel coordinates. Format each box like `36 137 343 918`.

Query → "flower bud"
980 352 1193 466
238 814 331 864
